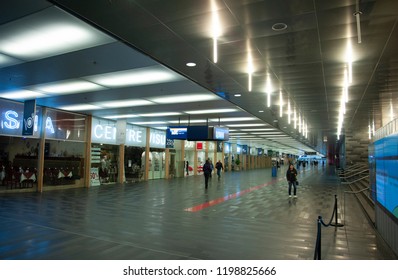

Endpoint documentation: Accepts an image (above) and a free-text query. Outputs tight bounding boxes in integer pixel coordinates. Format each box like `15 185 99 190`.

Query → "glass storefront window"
43 110 87 190
124 146 145 183
45 109 86 141
91 144 119 185
0 136 40 192
43 139 85 189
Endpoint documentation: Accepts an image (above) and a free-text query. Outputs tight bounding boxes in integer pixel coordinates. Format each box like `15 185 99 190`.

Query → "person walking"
185 160 189 175
286 164 298 198
203 160 212 189
215 160 223 179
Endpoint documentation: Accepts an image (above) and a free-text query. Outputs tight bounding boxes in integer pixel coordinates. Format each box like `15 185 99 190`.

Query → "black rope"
314 195 344 260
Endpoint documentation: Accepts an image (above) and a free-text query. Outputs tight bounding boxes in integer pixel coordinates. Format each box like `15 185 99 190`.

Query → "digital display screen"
213 126 229 141
373 134 398 219
187 126 210 141
166 126 187 140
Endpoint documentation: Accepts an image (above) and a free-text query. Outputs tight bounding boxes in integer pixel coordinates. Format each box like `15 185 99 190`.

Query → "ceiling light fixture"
186 62 196 67
354 0 362 44
86 66 181 87
265 74 272 107
211 0 221 63
58 104 102 111
35 80 105 94
209 117 256 122
99 99 154 108
368 124 372 140
271 23 287 31
132 121 167 125
103 114 138 119
294 108 297 129
168 119 206 124
346 41 353 83
0 90 46 99
184 108 237 114
227 123 267 127
298 113 302 133
138 112 181 117
241 128 274 131
0 7 114 60
150 94 218 104
247 51 254 92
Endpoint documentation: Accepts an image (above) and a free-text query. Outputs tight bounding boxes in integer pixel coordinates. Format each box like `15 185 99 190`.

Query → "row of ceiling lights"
209 0 309 140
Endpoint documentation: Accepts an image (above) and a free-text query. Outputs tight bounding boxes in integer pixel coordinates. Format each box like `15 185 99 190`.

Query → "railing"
342 182 375 223
337 164 367 177
314 195 344 260
338 166 369 185
340 174 369 185
338 162 375 227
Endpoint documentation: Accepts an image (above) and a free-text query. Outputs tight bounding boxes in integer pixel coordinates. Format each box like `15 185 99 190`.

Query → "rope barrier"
314 195 344 260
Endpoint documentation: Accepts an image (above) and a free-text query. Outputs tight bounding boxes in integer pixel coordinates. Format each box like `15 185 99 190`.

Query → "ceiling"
1 0 398 156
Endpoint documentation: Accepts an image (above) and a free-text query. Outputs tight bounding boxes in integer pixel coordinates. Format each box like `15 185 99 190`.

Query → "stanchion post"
331 195 344 227
314 216 322 260
317 216 322 260
334 195 338 226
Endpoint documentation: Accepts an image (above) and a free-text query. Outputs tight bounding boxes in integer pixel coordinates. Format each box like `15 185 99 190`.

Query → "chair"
4 170 21 189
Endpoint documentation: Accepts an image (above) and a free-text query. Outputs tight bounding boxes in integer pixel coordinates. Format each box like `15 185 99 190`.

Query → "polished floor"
0 164 396 260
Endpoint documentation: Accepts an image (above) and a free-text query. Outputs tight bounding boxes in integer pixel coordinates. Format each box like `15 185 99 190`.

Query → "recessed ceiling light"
149 94 218 104
209 117 256 122
184 108 238 114
272 23 287 31
138 112 181 117
234 94 241 97
241 128 274 131
259 110 264 113
103 114 138 119
0 7 114 60
85 66 182 87
227 123 267 127
58 104 102 111
98 99 153 108
186 62 196 67
35 80 105 94
132 121 168 125
168 119 206 124
0 90 46 99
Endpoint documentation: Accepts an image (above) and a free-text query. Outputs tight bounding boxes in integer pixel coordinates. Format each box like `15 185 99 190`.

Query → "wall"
376 206 398 256
345 127 370 165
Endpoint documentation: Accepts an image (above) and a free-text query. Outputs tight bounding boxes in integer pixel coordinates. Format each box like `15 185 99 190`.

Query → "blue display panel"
187 126 210 141
166 126 187 140
0 101 42 138
373 134 398 219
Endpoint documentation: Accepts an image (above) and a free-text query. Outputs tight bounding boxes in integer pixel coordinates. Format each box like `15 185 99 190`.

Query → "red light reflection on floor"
185 178 282 212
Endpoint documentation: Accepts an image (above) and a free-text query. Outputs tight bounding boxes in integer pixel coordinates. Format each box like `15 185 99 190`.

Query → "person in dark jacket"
203 159 212 189
215 160 223 179
286 164 298 198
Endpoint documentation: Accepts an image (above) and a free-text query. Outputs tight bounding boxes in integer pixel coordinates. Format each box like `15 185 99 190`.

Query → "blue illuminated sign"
0 101 42 138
